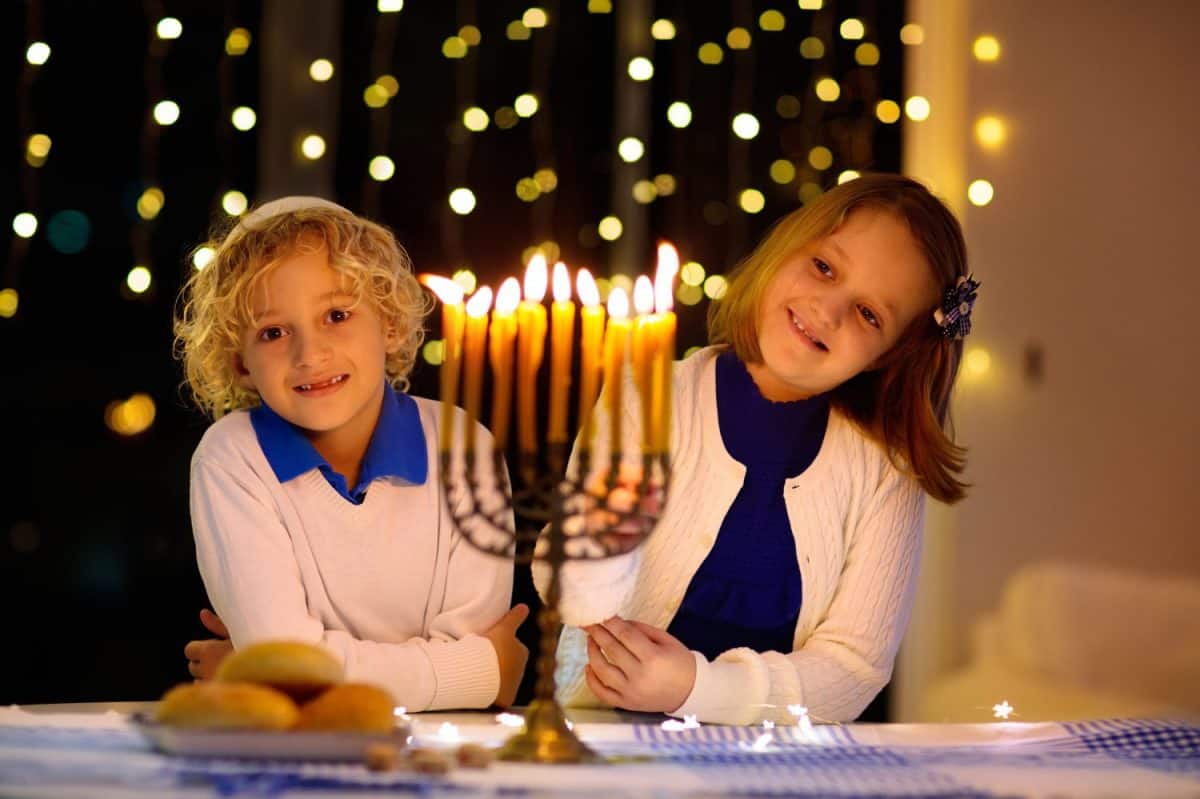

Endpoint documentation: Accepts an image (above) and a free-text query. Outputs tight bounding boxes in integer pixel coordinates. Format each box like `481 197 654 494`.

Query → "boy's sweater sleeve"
672 462 925 725
191 455 502 712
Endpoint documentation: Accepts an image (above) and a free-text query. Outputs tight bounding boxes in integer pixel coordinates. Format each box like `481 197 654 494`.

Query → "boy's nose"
292 330 332 366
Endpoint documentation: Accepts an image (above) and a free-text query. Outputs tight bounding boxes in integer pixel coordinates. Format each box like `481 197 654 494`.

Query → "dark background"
1 1 904 717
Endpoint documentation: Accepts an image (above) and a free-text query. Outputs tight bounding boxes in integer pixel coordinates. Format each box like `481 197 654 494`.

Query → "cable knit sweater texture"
534 346 925 725
190 397 512 712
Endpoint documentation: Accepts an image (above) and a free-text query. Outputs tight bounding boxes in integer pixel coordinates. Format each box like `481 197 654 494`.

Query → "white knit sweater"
535 347 924 725
190 396 512 711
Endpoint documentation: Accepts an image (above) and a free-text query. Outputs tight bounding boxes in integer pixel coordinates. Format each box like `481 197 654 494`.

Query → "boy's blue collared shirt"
249 383 428 504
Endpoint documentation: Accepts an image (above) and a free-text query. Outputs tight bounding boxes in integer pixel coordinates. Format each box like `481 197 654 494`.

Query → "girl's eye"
258 326 286 342
328 309 351 323
859 306 880 329
813 258 833 276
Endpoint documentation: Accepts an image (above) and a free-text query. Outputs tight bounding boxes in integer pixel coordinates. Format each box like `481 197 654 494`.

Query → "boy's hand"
184 608 233 680
583 616 695 713
483 604 530 708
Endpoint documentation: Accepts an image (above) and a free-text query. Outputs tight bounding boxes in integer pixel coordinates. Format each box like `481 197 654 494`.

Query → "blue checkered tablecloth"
1 710 1197 797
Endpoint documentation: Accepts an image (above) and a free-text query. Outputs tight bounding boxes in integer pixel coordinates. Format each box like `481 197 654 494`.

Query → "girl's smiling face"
748 207 941 401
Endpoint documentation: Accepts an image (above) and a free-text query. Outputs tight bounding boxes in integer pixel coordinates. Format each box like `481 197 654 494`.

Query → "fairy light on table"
421 245 679 764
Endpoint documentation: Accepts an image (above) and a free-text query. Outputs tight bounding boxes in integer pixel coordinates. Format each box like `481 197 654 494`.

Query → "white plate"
133 715 411 761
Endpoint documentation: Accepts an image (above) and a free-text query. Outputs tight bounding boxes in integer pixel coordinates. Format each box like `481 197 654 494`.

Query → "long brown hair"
708 173 971 503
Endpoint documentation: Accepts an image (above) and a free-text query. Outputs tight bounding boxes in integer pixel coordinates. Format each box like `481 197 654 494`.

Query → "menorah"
422 246 678 764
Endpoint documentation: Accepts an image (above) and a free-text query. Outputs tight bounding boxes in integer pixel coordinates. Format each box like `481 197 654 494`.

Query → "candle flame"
552 261 572 302
465 286 493 317
524 253 548 302
496 277 522 314
607 286 630 319
655 242 680 313
633 275 655 315
576 269 600 307
419 274 465 305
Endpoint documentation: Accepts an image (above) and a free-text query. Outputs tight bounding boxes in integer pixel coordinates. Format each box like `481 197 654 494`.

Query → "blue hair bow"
933 275 980 340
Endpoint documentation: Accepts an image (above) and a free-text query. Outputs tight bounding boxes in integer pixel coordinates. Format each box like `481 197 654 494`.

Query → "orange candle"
488 278 521 451
652 243 680 454
602 287 632 460
631 275 656 451
419 275 466 452
548 262 575 444
462 286 493 456
517 255 548 455
575 269 605 451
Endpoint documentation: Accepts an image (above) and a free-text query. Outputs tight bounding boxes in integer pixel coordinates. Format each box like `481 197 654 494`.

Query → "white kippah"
226 195 351 241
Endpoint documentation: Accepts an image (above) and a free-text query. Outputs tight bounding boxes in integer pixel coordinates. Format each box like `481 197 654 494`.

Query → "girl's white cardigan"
534 347 924 725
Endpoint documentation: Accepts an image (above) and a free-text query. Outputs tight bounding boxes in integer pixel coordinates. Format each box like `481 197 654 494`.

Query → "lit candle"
462 286 493 456
419 275 465 452
548 262 575 444
489 278 521 451
631 275 656 451
517 255 548 455
576 270 605 452
651 243 679 454
602 287 631 460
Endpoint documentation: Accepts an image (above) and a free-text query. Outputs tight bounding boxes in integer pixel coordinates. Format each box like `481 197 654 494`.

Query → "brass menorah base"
442 443 667 764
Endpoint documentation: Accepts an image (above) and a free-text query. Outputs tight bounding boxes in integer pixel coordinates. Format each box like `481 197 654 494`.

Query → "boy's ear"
384 324 403 354
232 354 255 389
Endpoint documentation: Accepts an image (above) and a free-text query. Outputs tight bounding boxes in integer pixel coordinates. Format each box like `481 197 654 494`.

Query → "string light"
225 28 251 55
309 58 334 81
523 8 548 28
587 0 612 12
698 43 724 65
876 100 901 124
776 95 801 118
442 37 468 59
808 146 833 170
653 174 676 195
368 155 395 181
452 269 477 294
667 101 692 128
155 18 182 40
628 57 654 81
459 26 481 46
136 187 164 220
617 137 645 163
514 93 539 117
153 101 180 126
975 115 1007 149
533 168 557 191
759 11 785 31
25 134 51 168
769 159 796 184
900 23 924 45
12 213 38 238
231 106 257 131
680 261 705 286
377 0 404 11
494 106 518 129
739 189 765 213
422 339 445 365
462 107 488 131
300 134 326 159
126 266 153 294
516 178 540 202
221 190 248 216
105 394 156 436
992 700 1014 720
799 37 824 59
815 78 841 102
905 96 931 121
974 35 1001 62
632 180 657 204
506 21 532 41
840 18 865 40
597 216 623 241
363 83 390 108
0 289 18 319
964 347 992 379
703 275 728 300
376 75 399 96
25 42 50 65
798 0 822 9
838 170 861 185
732 113 760 140
726 28 752 50
968 179 994 206
651 19 676 40
799 182 822 203
855 43 880 65
448 188 476 215
192 247 215 270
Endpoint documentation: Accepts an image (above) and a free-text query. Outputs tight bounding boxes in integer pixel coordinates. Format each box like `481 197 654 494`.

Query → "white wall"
897 0 1200 720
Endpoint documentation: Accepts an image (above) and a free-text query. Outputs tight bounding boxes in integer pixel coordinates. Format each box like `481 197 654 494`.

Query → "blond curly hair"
173 202 431 419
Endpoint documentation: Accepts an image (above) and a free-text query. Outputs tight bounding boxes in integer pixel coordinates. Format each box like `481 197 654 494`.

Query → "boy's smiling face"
235 245 398 454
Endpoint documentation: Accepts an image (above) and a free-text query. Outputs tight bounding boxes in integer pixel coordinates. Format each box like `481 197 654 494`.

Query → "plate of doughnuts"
137 640 411 761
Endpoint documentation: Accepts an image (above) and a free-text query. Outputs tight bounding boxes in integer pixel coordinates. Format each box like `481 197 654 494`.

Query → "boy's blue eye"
859 306 880 328
813 258 833 276
258 326 286 342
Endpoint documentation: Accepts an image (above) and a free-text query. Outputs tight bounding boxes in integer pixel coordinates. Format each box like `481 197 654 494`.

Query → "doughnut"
295 683 396 733
156 682 299 730
215 640 343 700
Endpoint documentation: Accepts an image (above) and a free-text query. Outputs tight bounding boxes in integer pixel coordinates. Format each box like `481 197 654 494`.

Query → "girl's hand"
184 608 233 680
583 617 696 713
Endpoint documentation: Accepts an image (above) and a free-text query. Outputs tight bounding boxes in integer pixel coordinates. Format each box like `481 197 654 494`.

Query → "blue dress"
666 351 829 661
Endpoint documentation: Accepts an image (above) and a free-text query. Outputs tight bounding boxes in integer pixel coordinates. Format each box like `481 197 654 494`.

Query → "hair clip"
933 274 980 340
